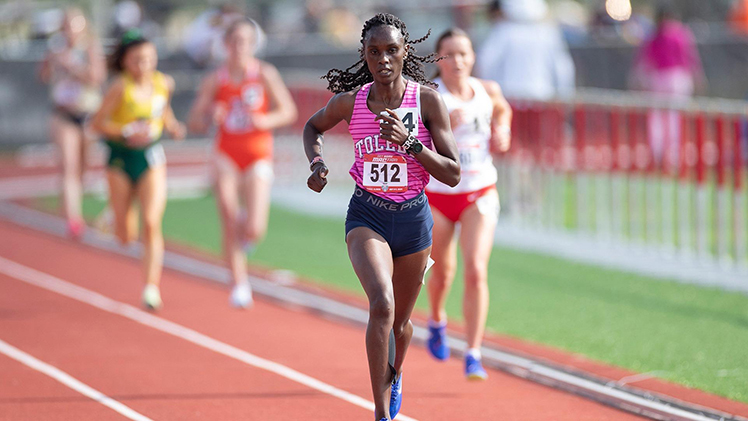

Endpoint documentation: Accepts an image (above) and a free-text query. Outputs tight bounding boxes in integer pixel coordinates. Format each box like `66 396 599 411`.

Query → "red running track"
0 220 643 420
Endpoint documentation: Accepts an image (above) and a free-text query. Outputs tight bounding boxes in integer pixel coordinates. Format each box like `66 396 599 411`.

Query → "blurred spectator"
476 0 575 100
31 8 64 40
183 3 265 68
629 3 706 169
729 0 748 35
319 5 361 47
303 0 330 34
111 1 162 40
113 1 142 36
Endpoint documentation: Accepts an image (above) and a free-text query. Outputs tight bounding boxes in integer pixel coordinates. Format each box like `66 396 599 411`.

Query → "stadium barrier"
280 85 748 271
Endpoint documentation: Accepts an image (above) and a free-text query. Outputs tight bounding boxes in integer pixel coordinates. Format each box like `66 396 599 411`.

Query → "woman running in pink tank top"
302 13 460 421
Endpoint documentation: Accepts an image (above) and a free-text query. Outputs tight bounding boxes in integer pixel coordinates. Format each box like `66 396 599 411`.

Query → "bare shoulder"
258 60 282 79
478 78 502 96
161 73 176 92
327 90 357 113
418 84 447 118
418 84 441 104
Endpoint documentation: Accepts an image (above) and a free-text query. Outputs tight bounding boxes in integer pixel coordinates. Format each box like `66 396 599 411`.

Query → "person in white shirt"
476 0 575 100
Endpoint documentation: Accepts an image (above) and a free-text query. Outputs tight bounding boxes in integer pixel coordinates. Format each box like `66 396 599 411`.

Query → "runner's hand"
212 103 227 126
307 162 329 193
168 121 187 141
377 108 408 146
449 109 465 129
250 113 271 131
123 122 152 147
490 124 511 153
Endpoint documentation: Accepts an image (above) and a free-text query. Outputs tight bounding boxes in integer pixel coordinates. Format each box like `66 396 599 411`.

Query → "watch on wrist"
405 135 423 155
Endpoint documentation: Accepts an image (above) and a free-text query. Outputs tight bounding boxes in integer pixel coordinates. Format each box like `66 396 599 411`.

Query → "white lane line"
0 339 152 421
0 256 418 421
0 202 735 421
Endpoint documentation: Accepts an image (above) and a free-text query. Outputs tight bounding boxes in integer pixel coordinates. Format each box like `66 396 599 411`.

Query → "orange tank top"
214 63 273 165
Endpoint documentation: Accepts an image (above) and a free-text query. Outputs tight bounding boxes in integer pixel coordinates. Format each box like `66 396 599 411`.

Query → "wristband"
309 156 325 172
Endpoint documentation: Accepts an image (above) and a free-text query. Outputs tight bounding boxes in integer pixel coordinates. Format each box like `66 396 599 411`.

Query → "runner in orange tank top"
188 18 297 308
213 61 274 170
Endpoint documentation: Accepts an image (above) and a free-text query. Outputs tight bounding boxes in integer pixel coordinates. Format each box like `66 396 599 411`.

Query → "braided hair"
322 13 441 94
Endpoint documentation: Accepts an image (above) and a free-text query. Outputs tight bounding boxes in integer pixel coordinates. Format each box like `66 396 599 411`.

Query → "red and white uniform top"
427 77 497 194
348 81 433 202
213 63 273 166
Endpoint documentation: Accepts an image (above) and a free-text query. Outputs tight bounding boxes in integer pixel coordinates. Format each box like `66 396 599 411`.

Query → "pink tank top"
348 81 433 202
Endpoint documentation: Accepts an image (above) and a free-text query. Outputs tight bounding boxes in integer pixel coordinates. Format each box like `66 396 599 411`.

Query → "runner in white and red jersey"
424 28 512 381
303 14 460 421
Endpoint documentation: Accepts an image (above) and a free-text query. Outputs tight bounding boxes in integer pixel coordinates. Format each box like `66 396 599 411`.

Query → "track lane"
0 353 129 421
0 273 370 420
0 219 644 420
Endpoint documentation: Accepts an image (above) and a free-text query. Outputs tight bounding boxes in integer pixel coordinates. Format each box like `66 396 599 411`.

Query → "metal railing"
278 85 748 276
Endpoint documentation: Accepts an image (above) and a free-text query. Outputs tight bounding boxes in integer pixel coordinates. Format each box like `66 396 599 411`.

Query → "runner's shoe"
427 324 450 361
465 354 488 381
229 282 253 309
67 218 85 240
142 284 162 311
389 372 402 419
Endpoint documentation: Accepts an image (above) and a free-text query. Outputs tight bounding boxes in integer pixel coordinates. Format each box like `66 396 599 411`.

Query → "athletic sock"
466 348 482 360
428 318 447 329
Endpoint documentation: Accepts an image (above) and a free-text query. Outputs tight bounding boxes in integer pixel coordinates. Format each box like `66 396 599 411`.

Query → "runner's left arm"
163 75 186 141
481 79 512 153
255 62 298 131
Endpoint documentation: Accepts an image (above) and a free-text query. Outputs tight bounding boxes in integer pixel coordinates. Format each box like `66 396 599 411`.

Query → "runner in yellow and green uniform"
91 30 185 310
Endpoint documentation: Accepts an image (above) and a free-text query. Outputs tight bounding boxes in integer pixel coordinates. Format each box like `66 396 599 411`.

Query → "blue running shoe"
390 372 403 419
380 418 389 421
465 354 488 380
427 324 450 361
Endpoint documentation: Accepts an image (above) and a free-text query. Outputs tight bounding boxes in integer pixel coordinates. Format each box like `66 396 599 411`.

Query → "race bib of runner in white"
459 148 489 173
362 154 407 193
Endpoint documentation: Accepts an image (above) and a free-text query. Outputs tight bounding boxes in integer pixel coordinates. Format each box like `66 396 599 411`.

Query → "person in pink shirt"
630 4 706 169
303 13 460 420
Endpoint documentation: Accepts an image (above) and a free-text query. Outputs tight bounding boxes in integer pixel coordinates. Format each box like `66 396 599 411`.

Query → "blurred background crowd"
2 0 748 98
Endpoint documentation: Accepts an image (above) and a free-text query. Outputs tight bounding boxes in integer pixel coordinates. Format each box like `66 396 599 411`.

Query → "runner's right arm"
90 79 149 146
303 91 355 192
187 72 218 134
90 79 126 139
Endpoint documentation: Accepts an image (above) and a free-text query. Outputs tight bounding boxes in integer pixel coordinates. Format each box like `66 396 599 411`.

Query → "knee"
463 264 488 289
244 225 266 244
219 210 239 231
430 262 457 288
393 319 412 339
141 217 162 240
368 294 394 324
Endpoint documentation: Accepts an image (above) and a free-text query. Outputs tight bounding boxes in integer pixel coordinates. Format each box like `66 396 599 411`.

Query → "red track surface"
0 220 645 420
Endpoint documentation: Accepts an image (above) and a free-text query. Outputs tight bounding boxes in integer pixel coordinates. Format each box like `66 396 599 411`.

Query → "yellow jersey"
109 71 170 141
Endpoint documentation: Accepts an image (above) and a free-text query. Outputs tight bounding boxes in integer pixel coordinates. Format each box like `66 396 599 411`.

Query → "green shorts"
105 140 166 185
